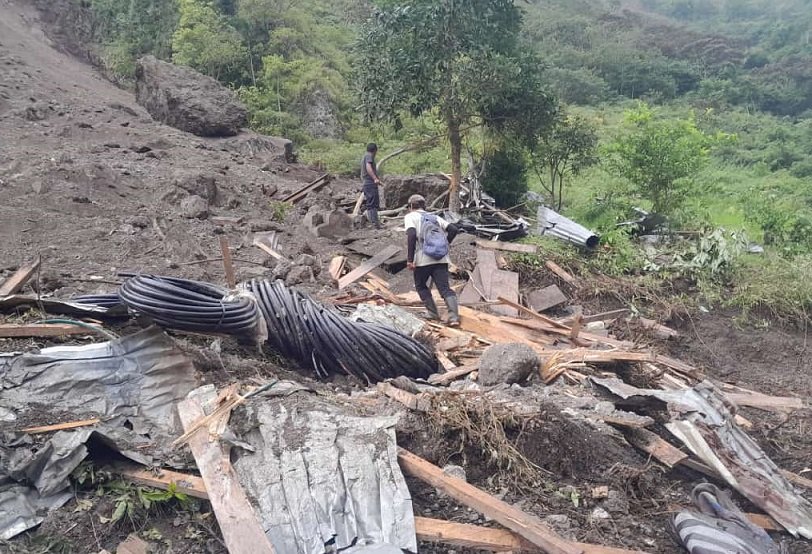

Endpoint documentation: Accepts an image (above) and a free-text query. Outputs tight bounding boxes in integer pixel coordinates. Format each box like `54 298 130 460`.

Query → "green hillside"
75 0 812 321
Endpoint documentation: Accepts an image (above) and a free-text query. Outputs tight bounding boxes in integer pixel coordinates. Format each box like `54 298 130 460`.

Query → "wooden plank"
415 517 650 554
177 394 276 554
569 316 583 341
377 382 430 411
624 428 687 468
724 392 805 412
22 418 100 434
398 448 581 554
436 351 456 371
428 365 477 386
476 250 499 300
281 173 330 203
527 285 567 312
545 261 577 287
537 348 701 380
113 462 209 500
0 257 41 297
475 239 538 255
781 469 812 490
338 245 400 289
253 232 284 261
496 297 571 330
0 323 100 338
490 270 519 317
352 192 365 216
219 236 236 289
328 256 347 282
636 317 679 340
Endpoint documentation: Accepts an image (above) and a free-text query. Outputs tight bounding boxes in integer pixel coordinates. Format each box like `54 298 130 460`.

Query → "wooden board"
398 448 581 554
475 250 499 300
338 245 401 289
475 239 538 255
253 232 284 260
177 394 276 554
377 382 430 412
22 418 100 434
545 261 577 287
428 365 477 386
0 258 41 297
527 285 568 312
281 173 330 203
624 428 688 468
219 236 236 289
328 256 347 282
0 323 100 338
415 517 650 554
489 270 519 317
113 462 209 500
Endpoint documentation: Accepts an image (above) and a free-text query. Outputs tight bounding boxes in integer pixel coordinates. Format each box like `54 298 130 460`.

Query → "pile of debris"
2 231 810 554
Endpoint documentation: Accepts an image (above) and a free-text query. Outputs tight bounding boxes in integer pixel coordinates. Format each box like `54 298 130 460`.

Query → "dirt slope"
0 0 356 296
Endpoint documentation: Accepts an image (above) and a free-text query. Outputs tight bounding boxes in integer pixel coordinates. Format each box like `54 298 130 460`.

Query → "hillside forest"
70 0 812 322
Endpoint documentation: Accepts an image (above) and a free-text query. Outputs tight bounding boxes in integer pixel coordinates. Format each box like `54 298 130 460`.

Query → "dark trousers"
362 183 380 225
414 263 455 298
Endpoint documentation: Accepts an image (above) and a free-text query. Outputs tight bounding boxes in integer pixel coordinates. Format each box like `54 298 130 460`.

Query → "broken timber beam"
22 418 100 434
328 256 347 282
281 173 330 203
537 348 701 380
428 364 478 386
415 517 650 554
338 245 400 289
545 261 578 287
0 323 101 338
496 296 570 330
475 239 538 255
0 257 41 297
398 448 582 554
113 463 209 500
177 394 275 554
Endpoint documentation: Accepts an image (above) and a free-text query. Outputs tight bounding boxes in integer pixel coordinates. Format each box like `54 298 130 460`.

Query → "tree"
529 114 598 211
172 0 247 81
607 103 715 215
356 0 555 212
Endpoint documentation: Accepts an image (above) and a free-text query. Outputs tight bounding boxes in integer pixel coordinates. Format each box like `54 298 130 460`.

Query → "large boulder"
478 343 539 386
384 175 449 209
135 56 247 137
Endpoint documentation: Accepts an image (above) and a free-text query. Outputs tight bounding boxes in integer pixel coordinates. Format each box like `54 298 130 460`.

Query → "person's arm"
446 223 460 244
366 161 382 185
406 228 417 269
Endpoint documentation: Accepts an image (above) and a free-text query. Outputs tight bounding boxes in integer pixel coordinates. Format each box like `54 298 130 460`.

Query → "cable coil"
118 275 261 336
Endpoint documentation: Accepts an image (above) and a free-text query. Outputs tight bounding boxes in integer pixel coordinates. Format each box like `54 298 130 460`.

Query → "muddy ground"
1 0 812 553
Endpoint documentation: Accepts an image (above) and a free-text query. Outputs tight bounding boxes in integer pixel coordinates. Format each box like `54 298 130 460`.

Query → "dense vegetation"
76 0 812 322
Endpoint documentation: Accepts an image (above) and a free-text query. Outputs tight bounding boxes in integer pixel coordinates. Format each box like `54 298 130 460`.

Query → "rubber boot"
366 208 382 230
418 289 440 321
445 295 461 327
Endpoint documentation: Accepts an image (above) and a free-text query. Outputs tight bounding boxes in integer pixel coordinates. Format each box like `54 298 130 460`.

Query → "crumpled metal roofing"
593 377 812 539
233 396 418 553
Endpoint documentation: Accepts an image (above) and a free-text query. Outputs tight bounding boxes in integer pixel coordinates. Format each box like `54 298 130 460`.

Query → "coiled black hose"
244 279 437 382
71 294 123 308
118 275 260 336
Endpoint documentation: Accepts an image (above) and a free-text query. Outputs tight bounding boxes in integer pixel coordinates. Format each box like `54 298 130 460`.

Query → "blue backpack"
420 213 449 259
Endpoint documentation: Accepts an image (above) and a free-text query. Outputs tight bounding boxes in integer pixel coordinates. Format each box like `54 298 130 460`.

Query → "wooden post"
219 237 236 289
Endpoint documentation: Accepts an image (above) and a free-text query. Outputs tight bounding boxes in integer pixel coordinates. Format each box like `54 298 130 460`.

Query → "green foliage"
728 253 812 325
268 200 292 221
606 103 720 216
356 0 556 208
742 174 812 254
88 0 179 77
670 228 749 280
172 0 248 81
481 148 528 208
529 113 598 210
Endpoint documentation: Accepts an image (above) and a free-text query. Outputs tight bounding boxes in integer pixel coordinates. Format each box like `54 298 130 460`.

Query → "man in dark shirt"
361 143 383 229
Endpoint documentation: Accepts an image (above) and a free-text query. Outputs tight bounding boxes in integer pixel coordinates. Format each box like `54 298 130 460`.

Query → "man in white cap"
404 194 460 326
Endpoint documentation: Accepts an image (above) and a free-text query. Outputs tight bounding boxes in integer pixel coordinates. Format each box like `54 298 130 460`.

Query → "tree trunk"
448 118 462 213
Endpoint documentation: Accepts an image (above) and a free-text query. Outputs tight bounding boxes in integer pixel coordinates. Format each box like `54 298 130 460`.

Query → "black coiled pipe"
71 294 123 308
244 279 437 382
118 275 260 336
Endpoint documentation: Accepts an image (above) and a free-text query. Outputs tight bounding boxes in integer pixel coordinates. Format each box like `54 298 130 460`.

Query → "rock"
603 490 630 515
172 171 218 204
301 89 341 139
294 254 317 267
591 507 611 521
262 182 278 197
285 265 314 286
271 260 292 280
477 343 538 386
304 206 353 238
222 133 295 163
126 215 150 229
248 220 281 233
135 56 247 137
180 195 209 219
384 175 449 209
